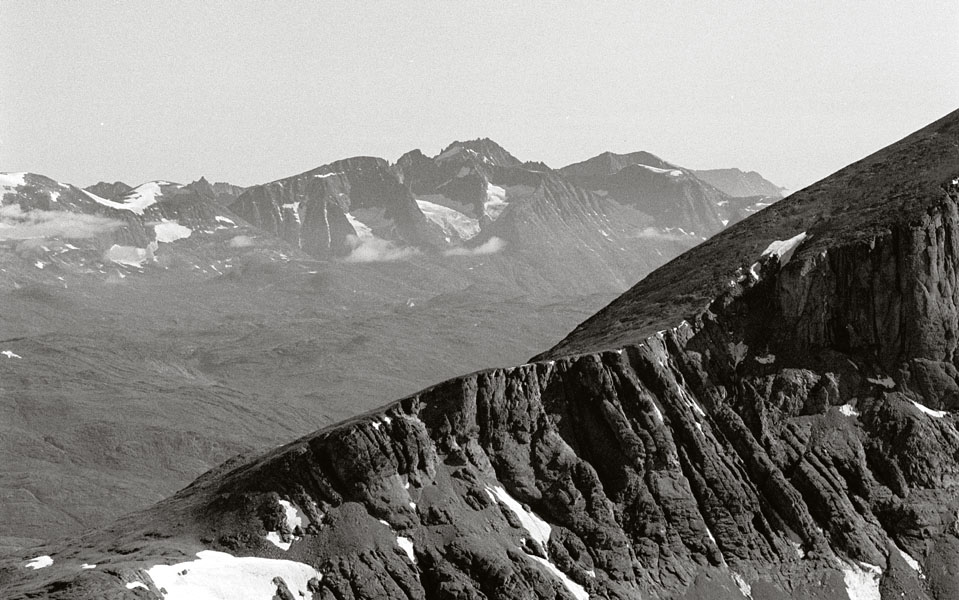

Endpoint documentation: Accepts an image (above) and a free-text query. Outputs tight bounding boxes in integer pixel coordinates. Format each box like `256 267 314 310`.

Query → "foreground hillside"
2 111 956 599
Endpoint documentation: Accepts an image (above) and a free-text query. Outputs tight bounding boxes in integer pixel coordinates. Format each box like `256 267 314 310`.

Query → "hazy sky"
2 1 957 191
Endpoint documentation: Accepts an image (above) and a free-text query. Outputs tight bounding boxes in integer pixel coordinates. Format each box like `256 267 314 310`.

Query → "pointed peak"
186 177 215 197
395 148 431 168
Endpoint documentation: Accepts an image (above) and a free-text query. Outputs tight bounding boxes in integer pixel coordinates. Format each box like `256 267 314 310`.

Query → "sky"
2 1 957 192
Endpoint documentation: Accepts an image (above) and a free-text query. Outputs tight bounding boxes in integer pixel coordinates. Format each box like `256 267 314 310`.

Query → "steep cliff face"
231 157 435 258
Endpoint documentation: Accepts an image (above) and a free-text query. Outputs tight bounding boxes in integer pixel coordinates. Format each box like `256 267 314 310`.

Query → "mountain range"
0 137 802 598
0 141 784 555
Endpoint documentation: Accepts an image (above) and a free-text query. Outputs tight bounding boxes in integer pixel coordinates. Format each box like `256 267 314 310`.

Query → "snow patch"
416 198 480 240
839 404 860 417
83 181 166 215
0 172 27 190
146 550 321 600
790 540 806 559
81 188 132 212
126 582 148 590
633 163 683 177
912 401 947 418
282 202 301 224
761 231 807 266
81 563 96 569
122 182 165 213
154 220 192 243
485 486 551 547
756 354 775 364
483 183 508 221
264 499 307 550
731 572 753 599
896 546 923 577
841 561 881 600
528 555 589 600
265 531 291 551
867 376 895 389
648 400 664 424
215 215 236 227
279 499 307 530
444 237 505 257
105 243 155 267
24 556 53 569
397 536 415 562
346 213 374 239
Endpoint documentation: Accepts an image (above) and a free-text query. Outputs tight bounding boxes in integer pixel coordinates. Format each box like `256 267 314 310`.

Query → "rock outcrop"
231 157 435 258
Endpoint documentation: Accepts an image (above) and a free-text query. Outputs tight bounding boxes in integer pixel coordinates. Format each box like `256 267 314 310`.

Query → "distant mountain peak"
84 180 133 200
434 138 521 168
693 167 786 198
560 150 676 180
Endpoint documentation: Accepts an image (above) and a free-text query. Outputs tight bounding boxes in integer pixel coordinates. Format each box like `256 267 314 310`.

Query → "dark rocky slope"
84 180 133 201
7 114 948 599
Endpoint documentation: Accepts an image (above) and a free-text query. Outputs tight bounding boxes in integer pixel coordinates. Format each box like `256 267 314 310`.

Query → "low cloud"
444 237 506 257
229 235 255 248
344 235 420 263
0 205 123 240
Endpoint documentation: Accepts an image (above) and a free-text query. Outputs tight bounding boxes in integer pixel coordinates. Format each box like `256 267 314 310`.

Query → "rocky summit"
5 109 958 600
